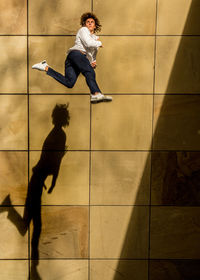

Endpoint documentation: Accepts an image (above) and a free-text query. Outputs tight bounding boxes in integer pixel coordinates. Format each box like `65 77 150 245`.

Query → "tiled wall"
1 0 200 279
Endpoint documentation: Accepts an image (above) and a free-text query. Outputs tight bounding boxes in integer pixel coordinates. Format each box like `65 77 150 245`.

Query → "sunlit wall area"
0 0 200 279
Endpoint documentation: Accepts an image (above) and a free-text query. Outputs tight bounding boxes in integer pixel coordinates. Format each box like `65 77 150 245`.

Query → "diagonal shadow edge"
113 1 200 279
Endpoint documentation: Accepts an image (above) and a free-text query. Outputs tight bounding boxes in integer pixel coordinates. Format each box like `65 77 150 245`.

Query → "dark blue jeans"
47 50 101 94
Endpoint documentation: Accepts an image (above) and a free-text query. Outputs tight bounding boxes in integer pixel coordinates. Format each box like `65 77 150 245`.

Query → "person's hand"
48 185 54 194
91 61 97 68
48 188 53 194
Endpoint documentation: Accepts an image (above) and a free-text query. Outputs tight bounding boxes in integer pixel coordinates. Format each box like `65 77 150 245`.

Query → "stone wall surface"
1 0 200 279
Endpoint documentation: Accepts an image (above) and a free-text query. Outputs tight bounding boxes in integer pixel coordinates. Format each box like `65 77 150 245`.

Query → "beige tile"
29 36 90 93
90 206 149 258
0 37 27 93
157 0 200 35
29 0 90 35
0 152 28 205
150 260 200 280
35 206 88 258
0 260 28 280
91 95 152 150
29 95 90 150
96 36 155 93
90 260 148 280
0 95 27 150
94 0 156 35
0 0 27 35
91 152 150 205
30 151 89 205
0 207 28 258
153 95 200 150
155 36 200 94
32 260 88 280
150 207 200 258
151 152 200 205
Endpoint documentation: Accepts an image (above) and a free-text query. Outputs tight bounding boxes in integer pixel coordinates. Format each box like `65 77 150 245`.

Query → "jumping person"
32 12 112 103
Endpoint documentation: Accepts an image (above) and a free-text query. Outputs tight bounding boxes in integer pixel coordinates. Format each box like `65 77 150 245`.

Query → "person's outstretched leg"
46 58 80 88
32 58 80 88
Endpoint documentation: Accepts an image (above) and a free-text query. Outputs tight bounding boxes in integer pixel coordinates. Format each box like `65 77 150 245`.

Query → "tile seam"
148 0 159 279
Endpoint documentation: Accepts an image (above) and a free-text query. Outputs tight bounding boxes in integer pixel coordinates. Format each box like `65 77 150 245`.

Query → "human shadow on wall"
0 103 70 280
113 0 200 279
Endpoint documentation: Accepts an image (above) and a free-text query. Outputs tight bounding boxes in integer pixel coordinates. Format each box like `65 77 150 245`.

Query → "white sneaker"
91 93 112 103
32 60 48 71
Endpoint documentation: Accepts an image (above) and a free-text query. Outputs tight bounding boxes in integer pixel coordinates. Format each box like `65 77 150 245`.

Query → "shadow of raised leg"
0 194 11 212
0 194 28 236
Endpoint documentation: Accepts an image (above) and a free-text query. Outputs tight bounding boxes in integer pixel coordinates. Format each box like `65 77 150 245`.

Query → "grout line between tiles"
88 87 92 280
1 257 200 261
91 0 93 12
3 149 200 153
88 2 93 275
27 0 31 278
18 149 200 152
0 204 199 208
2 34 200 37
2 93 200 95
148 0 158 279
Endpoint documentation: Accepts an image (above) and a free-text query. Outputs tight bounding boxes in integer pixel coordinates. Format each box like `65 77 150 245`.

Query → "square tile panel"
150 207 200 258
151 152 200 206
31 260 88 280
96 36 155 93
91 151 150 205
91 95 153 150
29 0 91 35
0 37 27 93
90 260 148 280
0 260 28 280
29 36 90 93
150 260 200 280
34 206 88 259
153 95 200 150
29 95 90 150
94 0 156 35
157 0 200 35
90 206 149 258
0 152 28 205
155 37 200 94
30 151 89 205
0 207 28 259
0 0 27 35
0 95 28 150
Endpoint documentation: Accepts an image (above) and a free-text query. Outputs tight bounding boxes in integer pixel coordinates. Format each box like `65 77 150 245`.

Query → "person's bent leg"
68 51 101 94
79 58 112 102
84 67 101 94
68 51 112 102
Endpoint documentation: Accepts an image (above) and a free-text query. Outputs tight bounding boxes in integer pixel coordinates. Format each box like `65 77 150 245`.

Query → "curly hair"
80 12 102 33
52 103 70 127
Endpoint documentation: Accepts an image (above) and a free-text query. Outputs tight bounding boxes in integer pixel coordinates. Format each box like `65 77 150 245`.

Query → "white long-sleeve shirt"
68 27 102 63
